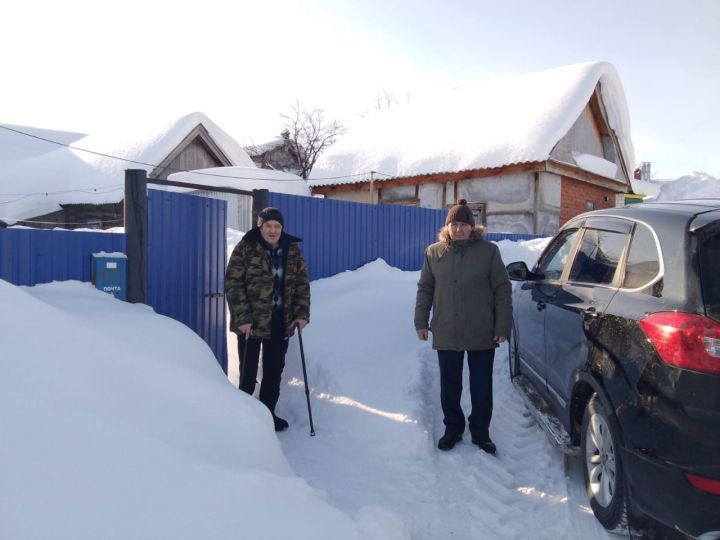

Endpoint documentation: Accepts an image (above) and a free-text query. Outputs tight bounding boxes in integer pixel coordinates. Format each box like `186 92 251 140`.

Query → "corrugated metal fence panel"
485 232 546 242
147 189 227 371
0 228 125 286
267 193 447 280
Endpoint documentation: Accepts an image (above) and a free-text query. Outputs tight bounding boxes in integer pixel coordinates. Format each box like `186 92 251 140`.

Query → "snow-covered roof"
165 166 310 197
309 61 635 187
0 113 256 223
244 135 286 155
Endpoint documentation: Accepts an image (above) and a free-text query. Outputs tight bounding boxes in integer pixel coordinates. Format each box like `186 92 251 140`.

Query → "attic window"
602 136 617 163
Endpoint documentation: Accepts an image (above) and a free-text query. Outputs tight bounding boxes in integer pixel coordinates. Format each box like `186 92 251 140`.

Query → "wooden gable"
150 124 232 180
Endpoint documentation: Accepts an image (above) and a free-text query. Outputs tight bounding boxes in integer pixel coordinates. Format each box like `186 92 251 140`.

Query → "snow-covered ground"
7 168 719 538
2 230 622 539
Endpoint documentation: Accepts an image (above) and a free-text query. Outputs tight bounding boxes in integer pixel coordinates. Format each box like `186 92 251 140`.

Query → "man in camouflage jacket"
225 207 310 431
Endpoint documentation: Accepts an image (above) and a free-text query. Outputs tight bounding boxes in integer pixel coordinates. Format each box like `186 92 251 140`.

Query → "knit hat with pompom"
445 199 474 227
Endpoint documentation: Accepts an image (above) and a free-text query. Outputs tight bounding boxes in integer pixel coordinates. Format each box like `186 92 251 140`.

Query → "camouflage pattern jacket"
225 228 310 338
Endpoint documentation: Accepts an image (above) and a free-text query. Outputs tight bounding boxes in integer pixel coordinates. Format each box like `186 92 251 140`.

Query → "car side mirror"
506 261 531 281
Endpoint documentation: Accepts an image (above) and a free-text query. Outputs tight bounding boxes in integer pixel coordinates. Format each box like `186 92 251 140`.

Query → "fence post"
125 169 148 304
252 189 269 228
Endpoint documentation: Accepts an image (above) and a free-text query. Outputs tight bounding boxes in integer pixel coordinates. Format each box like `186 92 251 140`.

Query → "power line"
0 186 123 198
0 217 124 226
0 124 392 183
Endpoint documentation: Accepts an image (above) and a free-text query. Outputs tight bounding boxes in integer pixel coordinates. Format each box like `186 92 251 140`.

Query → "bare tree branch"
281 100 347 179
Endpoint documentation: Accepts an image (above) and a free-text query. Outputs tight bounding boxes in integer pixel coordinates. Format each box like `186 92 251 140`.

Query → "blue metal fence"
0 190 227 371
485 232 546 242
267 193 545 280
2 192 545 370
268 193 448 280
0 227 126 285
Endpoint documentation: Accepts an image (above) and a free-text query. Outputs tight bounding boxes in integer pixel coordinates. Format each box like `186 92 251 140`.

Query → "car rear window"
622 224 661 289
698 229 720 320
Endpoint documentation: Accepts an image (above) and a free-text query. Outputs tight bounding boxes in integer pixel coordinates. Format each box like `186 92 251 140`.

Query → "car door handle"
536 301 546 311
583 307 599 319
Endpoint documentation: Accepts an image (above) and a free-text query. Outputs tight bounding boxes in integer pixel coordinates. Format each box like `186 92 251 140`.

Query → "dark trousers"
437 349 495 439
238 314 289 415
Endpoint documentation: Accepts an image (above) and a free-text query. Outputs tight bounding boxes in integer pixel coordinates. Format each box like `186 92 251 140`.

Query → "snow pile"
652 171 720 201
572 152 618 179
273 253 587 540
0 280 382 540
310 61 634 185
1 236 581 540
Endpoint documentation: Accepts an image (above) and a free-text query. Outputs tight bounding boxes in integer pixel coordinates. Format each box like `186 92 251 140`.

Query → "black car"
506 200 720 539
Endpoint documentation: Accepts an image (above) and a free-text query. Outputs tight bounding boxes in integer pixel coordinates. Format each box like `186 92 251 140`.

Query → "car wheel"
581 394 628 532
508 323 520 378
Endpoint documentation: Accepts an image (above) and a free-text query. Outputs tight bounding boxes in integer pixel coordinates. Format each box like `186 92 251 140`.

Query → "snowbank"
652 171 720 201
0 280 381 540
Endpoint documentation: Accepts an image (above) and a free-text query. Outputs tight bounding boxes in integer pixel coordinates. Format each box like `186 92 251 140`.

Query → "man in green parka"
415 199 512 453
225 207 310 432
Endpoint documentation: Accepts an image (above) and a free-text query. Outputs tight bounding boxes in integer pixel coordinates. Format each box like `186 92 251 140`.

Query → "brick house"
309 62 636 235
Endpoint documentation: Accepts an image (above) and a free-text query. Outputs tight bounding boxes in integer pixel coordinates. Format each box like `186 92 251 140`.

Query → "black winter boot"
471 435 496 455
273 415 289 432
437 431 462 451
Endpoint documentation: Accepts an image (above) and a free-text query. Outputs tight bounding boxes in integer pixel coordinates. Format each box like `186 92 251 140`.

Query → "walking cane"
239 333 249 391
296 325 316 436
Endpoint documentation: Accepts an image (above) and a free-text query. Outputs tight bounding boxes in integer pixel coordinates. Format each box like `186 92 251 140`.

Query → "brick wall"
559 177 618 227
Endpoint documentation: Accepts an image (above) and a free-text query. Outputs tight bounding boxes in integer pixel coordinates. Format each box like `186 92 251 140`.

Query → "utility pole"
124 169 148 304
369 170 375 204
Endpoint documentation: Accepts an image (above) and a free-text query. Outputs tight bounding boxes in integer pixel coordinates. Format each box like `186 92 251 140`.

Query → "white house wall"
536 172 561 235
327 170 562 234
326 190 375 204
418 183 444 208
453 171 560 234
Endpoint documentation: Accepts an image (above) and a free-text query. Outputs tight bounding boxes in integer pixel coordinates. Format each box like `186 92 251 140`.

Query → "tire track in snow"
412 342 579 540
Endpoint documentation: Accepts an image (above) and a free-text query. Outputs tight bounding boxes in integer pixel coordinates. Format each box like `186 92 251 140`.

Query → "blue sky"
2 0 718 179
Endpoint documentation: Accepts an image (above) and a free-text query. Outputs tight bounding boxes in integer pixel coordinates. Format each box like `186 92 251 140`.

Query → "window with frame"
537 228 580 281
622 224 661 289
569 228 628 285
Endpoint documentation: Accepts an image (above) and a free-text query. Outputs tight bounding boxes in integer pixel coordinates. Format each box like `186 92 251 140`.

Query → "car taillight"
639 312 720 374
686 472 720 495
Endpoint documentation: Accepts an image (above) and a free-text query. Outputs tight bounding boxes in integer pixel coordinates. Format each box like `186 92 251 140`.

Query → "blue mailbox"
91 252 127 300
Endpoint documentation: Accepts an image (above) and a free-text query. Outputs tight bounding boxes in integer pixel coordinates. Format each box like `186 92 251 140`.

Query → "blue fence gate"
147 190 227 371
0 189 228 371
